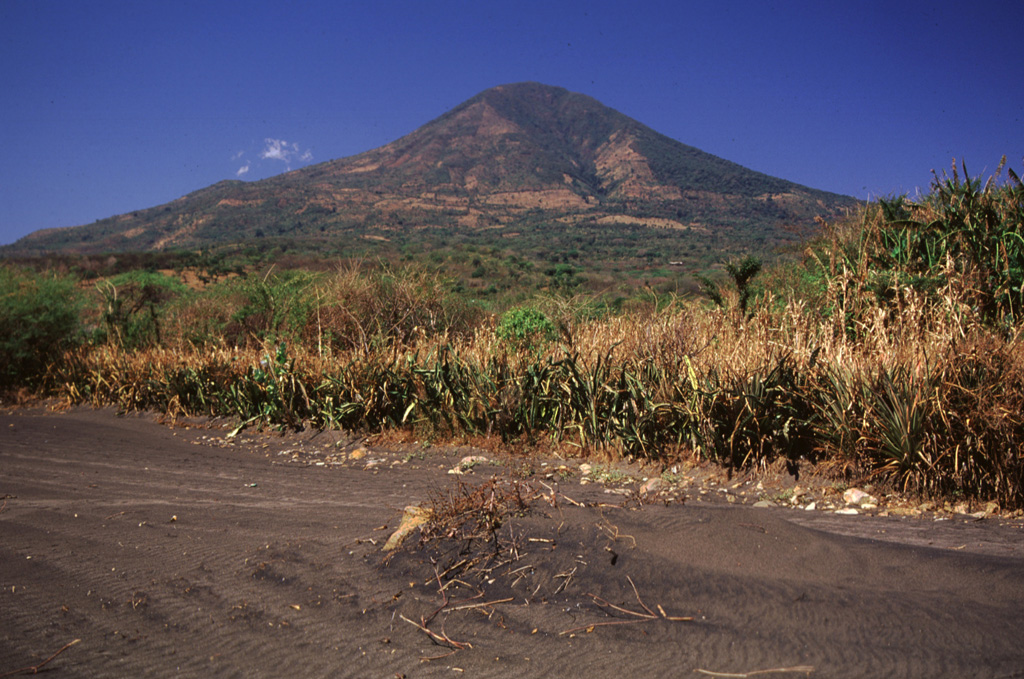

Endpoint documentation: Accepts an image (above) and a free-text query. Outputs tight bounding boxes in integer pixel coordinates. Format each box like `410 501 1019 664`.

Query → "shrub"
697 255 762 317
495 306 557 348
803 157 1024 330
226 269 319 346
95 270 188 348
311 264 478 351
0 266 82 388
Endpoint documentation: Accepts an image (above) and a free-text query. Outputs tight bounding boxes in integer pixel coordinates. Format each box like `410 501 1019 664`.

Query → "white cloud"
230 139 313 178
259 138 313 169
260 138 291 162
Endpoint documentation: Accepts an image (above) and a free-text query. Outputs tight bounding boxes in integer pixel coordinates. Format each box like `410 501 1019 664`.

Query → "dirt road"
2 407 1023 678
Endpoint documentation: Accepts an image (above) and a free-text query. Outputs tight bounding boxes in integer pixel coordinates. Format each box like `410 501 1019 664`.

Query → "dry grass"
42 288 1024 508
16 159 1024 508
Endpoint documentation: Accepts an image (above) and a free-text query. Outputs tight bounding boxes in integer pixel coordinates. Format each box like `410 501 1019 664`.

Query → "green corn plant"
226 342 311 431
554 346 622 450
608 360 690 460
809 363 864 473
862 366 936 494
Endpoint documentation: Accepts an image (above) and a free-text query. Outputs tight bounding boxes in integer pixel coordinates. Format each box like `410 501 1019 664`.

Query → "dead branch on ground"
559 576 692 636
694 666 815 678
0 639 81 678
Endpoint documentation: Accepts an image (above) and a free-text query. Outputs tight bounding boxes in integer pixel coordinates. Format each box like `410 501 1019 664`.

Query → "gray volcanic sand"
2 407 1023 678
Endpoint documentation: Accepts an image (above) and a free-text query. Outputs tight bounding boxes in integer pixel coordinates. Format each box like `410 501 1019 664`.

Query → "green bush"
495 306 557 348
813 158 1023 328
0 266 82 387
228 269 319 345
95 270 188 348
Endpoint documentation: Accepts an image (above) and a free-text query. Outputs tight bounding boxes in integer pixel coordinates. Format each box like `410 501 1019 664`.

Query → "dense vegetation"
3 159 1022 509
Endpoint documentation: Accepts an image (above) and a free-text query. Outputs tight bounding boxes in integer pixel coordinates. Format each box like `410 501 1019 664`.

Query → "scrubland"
4 159 1022 508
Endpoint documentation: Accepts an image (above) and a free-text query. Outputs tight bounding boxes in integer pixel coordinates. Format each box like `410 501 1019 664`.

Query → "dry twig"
537 480 584 507
553 565 577 595
597 514 637 548
0 638 81 678
559 576 693 635
399 566 498 651
447 597 514 612
694 666 814 678
398 613 472 650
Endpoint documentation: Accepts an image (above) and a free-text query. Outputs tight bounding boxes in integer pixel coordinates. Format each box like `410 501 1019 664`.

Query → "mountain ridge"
5 82 858 256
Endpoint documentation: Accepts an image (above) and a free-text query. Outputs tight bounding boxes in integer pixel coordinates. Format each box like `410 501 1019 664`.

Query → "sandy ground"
2 406 1023 679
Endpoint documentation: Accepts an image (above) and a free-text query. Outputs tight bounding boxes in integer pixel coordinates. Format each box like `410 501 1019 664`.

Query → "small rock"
579 463 592 475
842 488 865 504
752 500 775 508
843 488 877 506
382 506 432 552
448 455 490 475
804 502 816 511
640 477 667 495
349 447 368 460
458 455 489 470
835 508 859 515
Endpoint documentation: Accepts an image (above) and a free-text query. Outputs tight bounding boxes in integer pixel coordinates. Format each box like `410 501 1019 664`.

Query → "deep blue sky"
2 0 1021 245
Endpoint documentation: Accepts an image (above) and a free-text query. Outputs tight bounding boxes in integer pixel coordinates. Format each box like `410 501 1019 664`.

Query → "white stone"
458 455 489 469
843 488 877 506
